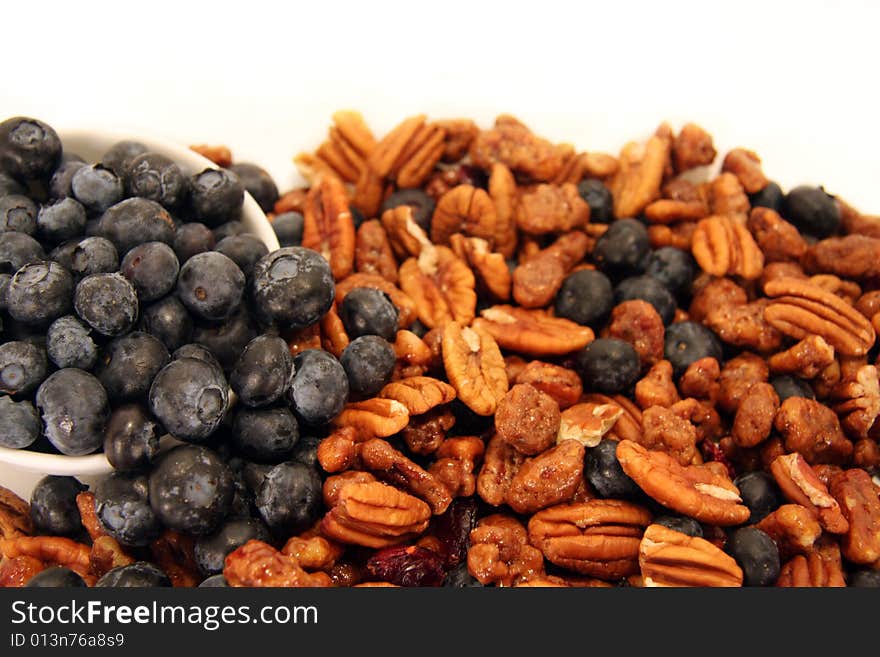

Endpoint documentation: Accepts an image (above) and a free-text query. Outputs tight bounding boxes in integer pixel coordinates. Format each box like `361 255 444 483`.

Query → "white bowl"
0 129 279 498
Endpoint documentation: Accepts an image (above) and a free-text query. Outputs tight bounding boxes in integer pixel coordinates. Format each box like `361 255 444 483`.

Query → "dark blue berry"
95 562 171 587
190 307 257 372
0 117 62 182
95 332 170 401
148 357 228 442
176 251 244 321
575 337 640 394
120 241 179 302
125 152 188 210
138 295 193 352
94 471 162 546
0 396 40 448
577 178 614 223
584 439 642 500
340 335 395 398
271 212 303 247
289 434 321 469
70 236 119 279
189 168 244 225
100 140 148 177
782 185 840 238
0 340 47 395
769 374 815 402
198 574 228 587
46 315 97 370
664 321 723 377
725 526 780 587
0 194 37 234
340 287 399 340
36 197 87 243
194 517 270 576
381 188 435 232
212 220 245 242
36 368 109 455
173 222 215 263
103 403 161 471
214 233 268 279
644 246 695 296
6 260 74 325
733 471 782 523
749 181 784 213
653 515 703 538
614 274 676 325
48 160 87 199
288 349 348 426
25 566 87 587
229 334 294 408
850 570 880 587
172 343 223 376
592 218 650 278
29 475 87 537
232 406 299 463
74 272 138 336
0 171 25 197
0 231 43 274
255 461 322 536
71 164 123 213
98 197 175 255
228 162 279 214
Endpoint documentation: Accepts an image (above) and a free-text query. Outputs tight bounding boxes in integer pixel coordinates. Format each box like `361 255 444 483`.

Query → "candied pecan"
434 118 478 162
504 354 529 383
0 555 44 587
638 523 743 587
0 536 91 578
89 535 135 579
474 305 594 357
428 437 485 498
392 329 434 379
402 408 455 456
224 540 330 587
774 397 853 465
302 173 355 280
189 144 232 168
776 541 846 587
487 163 518 258
516 183 589 235
839 197 880 237
606 300 665 368
829 468 880 564
721 148 768 194
558 402 623 448
151 530 200 587
359 438 452 514
803 234 880 280
282 528 344 571
647 222 696 250
760 261 807 289
283 324 322 356
731 382 779 448
831 364 880 440
616 440 750 525
317 427 360 473
469 115 567 183
755 504 821 559
644 198 708 224
441 321 508 416
399 245 476 329
678 357 721 403
853 439 880 468
381 205 430 260
769 453 849 534
768 335 835 379
379 376 456 416
320 303 349 359
468 513 545 586
692 214 764 280
335 273 417 328
274 187 308 215
717 352 769 414
512 231 589 308
295 151 339 185
322 471 377 508
477 433 526 506
430 184 497 247
688 276 747 324
856 290 880 320
355 219 398 283
582 152 619 179
505 440 585 514
610 132 670 218
583 393 643 443
746 207 808 263
515 360 582 409
332 398 410 440
809 274 862 303
450 233 511 301
672 123 716 173
678 398 724 443
495 383 561 456
0 485 32 539
708 172 750 217
638 404 698 466
528 500 652 580
635 360 680 410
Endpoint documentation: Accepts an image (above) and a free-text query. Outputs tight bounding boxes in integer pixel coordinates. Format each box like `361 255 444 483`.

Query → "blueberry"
289 434 321 469
340 335 395 398
749 181 784 213
0 194 38 234
148 357 228 442
442 563 484 587
138 295 193 352
0 271 9 309
575 338 640 394
577 178 614 223
644 247 695 296
6 260 74 325
241 461 274 499
664 321 723 377
214 233 268 279
198 574 228 587
0 340 48 395
172 343 223 376
93 470 162 546
36 197 87 243
212 220 245 242
69 236 119 279
48 160 87 199
725 526 780 587
30 475 87 536
0 396 40 448
189 168 244 225
584 439 642 500
74 272 138 336
288 349 348 426
0 171 26 197
653 516 703 538
125 152 188 210
381 188 436 232
782 185 840 238
191 307 257 372
95 562 171 587
100 140 148 176
614 275 676 325
149 444 234 535
733 471 782 523
36 368 109 455
176 251 244 321
98 197 175 255
230 334 294 408
194 517 270 576
25 566 87 587
0 231 43 273
340 287 399 340
95 332 170 401
0 117 62 181
769 374 815 402
592 218 650 278
850 570 880 587
120 241 180 302
46 315 98 370
103 403 162 471
255 461 322 535
173 221 215 263
228 162 279 214
250 246 335 330
271 211 303 247
232 406 299 463
71 164 123 213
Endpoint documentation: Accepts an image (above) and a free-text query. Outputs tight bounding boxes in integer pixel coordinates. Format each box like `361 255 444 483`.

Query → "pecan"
692 215 764 280
317 427 360 473
282 526 344 572
776 541 846 587
672 123 716 173
688 276 747 324
516 183 589 235
335 273 417 328
856 290 880 320
468 115 567 182
355 219 398 283
392 329 435 379
322 471 377 508
731 382 779 448
768 335 835 379
803 234 880 280
434 119 478 162
755 504 822 559
151 530 200 587
430 184 497 247
506 440 585 514
721 148 768 194
359 438 452 514
647 222 696 250
746 207 808 263
75 491 106 541
644 198 708 224
584 393 643 443
616 440 750 525
809 273 862 303
323 110 376 178
638 523 742 587
528 500 652 580
89 535 135 578
678 397 724 443
515 360 582 409
831 364 880 440
393 122 446 189
274 188 308 215
606 299 665 367
283 324 323 357
189 144 232 168
774 397 853 465
367 114 426 178
0 555 44 587
381 205 431 260
473 305 594 357
487 163 518 258
477 433 526 506
760 262 807 290
582 152 620 179
224 540 331 587
717 352 768 414
708 172 750 217
853 438 880 468
427 436 485 498
332 398 410 440
402 408 455 456
399 245 476 329
495 383 561 456
558 402 623 448
379 376 455 416
0 485 32 539
468 513 545 586
769 453 849 534
450 233 511 301
352 166 384 219
512 231 589 308
302 173 356 280
764 276 876 357
610 132 670 218
638 404 698 466
441 321 508 416
635 360 680 410
0 536 91 578
829 468 880 564
679 357 721 403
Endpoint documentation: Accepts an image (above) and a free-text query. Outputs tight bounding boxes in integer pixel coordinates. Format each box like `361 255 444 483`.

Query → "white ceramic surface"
0 129 278 498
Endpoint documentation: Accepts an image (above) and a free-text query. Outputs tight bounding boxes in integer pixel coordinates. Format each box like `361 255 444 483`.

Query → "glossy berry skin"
190 307 257 372
49 160 87 199
228 162 279 213
120 241 180 302
0 171 25 196
584 439 643 501
644 246 695 296
850 570 880 587
6 261 74 325
74 272 139 337
212 220 245 242
725 527 780 587
271 211 303 247
288 349 348 426
250 247 335 330
782 185 840 238
380 188 436 232
340 287 399 340
103 403 161 471
46 314 98 370
25 566 87 587
36 368 109 455
0 116 62 181
653 515 703 538
664 321 723 377
194 517 270 576
0 232 44 274
614 275 676 325
176 251 245 322
749 181 784 213
172 343 224 376
0 396 40 448
173 222 215 263
148 357 228 442
138 295 193 352
592 218 650 278
93 471 162 546
340 335 396 398
95 562 171 587
29 475 87 537
98 197 175 255
575 338 640 394
148 445 234 536
71 164 124 213
232 406 299 463
770 374 815 402
733 471 782 523
189 168 244 225
289 434 321 469
576 178 614 223
229 334 294 408
0 340 47 395
95 332 170 401
214 233 268 279
69 236 119 279
124 152 188 210
100 140 148 176
255 461 322 536
0 194 38 234
37 197 87 243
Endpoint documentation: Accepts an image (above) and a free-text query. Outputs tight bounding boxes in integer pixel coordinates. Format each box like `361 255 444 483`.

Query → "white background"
2 0 879 210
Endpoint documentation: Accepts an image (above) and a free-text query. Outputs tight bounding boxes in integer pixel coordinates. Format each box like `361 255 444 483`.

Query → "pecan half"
282 525 345 572
399 245 476 329
558 402 623 448
402 408 455 456
0 536 91 578
515 360 583 409
355 219 398 283
721 148 768 194
512 231 589 308
688 276 747 324
803 234 880 280
584 393 643 443
769 453 849 534
332 398 410 440
393 122 446 189
75 491 106 541
768 335 835 379
755 504 822 558
487 163 518 258
431 184 497 247
302 173 356 280
776 541 846 587
477 433 526 506
428 436 485 498
506 440 585 514
317 427 360 473
691 215 764 280
607 299 665 368
0 485 32 539
672 123 716 173
150 530 200 587
473 305 594 357
638 523 743 587
0 556 44 587
468 514 545 586
829 468 880 564
442 321 508 416
731 382 780 448
774 396 853 465
495 383 561 456
638 403 699 466
708 172 750 217
190 144 232 168
381 205 431 260
516 183 589 235
89 535 135 579
224 540 331 587
747 207 808 263
335 273 417 328
704 299 783 353
610 132 670 219
831 364 880 440
468 115 567 183
450 233 511 301
679 357 721 403
717 352 768 414
635 360 680 410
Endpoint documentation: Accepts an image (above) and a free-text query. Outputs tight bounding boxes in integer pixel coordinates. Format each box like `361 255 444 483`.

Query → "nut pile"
2 112 880 588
